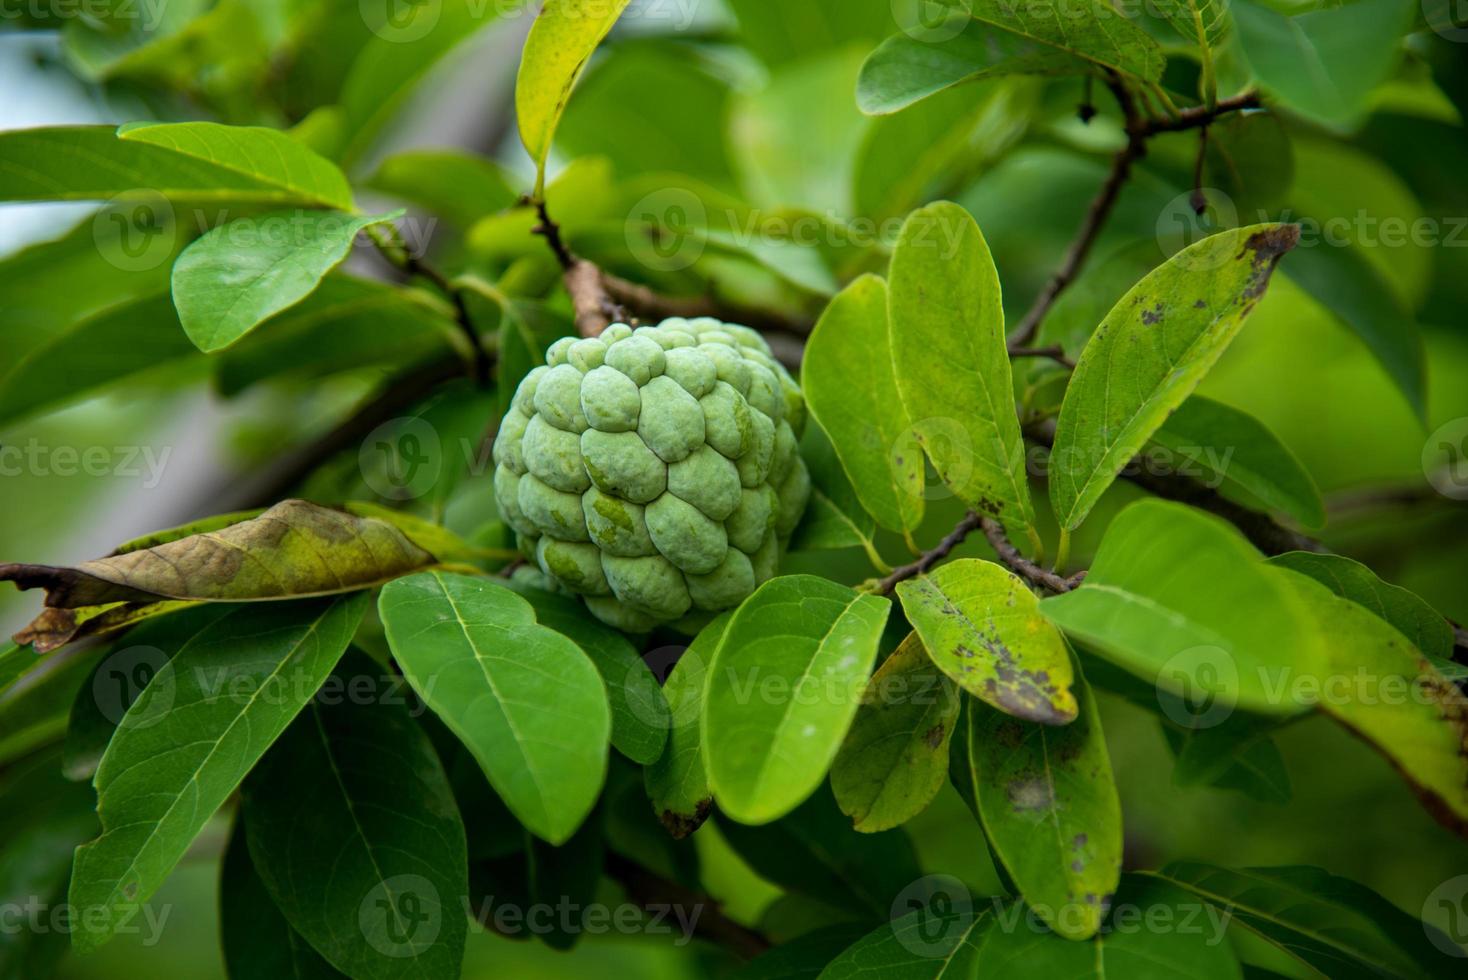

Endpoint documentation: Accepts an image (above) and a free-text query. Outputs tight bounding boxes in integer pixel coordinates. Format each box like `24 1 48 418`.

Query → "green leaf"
1039 499 1319 716
975 875 1243 978
965 661 1121 940
1150 862 1462 979
1050 224 1300 530
645 614 728 838
242 652 468 979
365 149 517 226
818 903 994 978
1282 242 1427 419
790 423 884 567
1268 552 1454 660
888 202 1034 529
1162 721 1293 806
0 500 440 611
1149 395 1325 529
68 594 366 952
896 559 1077 725
1231 0 1415 130
803 275 924 534
702 575 890 825
523 804 605 950
377 571 611 844
501 582 669 765
220 820 346 980
717 785 922 919
171 210 403 352
1270 567 1468 828
729 923 870 980
857 18 1091 116
516 0 632 197
0 293 197 428
0 123 353 208
831 633 960 832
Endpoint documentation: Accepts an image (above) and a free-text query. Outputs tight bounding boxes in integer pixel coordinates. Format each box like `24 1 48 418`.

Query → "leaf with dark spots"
1050 223 1299 530
831 633 961 832
964 658 1122 941
2 501 444 627
897 559 1076 725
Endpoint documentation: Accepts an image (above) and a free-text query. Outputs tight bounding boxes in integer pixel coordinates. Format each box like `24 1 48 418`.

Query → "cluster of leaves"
1 1 1467 979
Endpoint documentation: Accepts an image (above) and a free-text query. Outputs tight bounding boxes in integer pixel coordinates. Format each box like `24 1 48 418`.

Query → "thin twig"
874 513 983 595
980 518 1085 593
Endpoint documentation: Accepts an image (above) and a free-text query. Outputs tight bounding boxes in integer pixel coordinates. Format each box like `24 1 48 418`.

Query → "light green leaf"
1268 552 1454 661
0 499 440 610
1282 241 1427 419
242 652 468 979
377 571 611 844
68 595 366 952
702 575 890 825
857 18 1089 116
1231 0 1415 130
365 149 517 226
974 875 1243 978
1050 224 1300 530
804 275 924 534
966 661 1121 940
502 582 669 766
220 820 346 980
1270 567 1468 828
896 559 1077 725
818 904 993 979
1039 499 1319 716
1149 863 1463 979
1149 395 1324 529
645 614 728 839
171 210 402 352
831 633 960 833
516 0 632 197
889 201 1034 529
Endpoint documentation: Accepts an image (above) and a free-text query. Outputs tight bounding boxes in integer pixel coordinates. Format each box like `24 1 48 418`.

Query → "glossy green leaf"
242 652 468 979
966 661 1121 940
1268 552 1454 660
0 124 352 208
171 210 401 352
831 633 960 832
645 614 728 838
68 595 366 952
702 575 890 825
974 875 1243 978
888 201 1034 528
1040 499 1319 716
818 903 994 979
1150 862 1462 979
502 582 669 765
516 0 632 196
790 423 884 566
896 559 1077 725
220 820 346 980
1149 395 1325 529
1050 224 1300 530
377 571 611 844
1271 567 1468 828
804 275 924 533
365 149 517 226
718 785 922 918
1 500 440 611
1231 0 1414 130
1283 239 1426 419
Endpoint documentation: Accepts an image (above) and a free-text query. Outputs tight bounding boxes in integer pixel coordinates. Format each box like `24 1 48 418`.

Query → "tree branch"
980 518 1085 593
873 513 983 596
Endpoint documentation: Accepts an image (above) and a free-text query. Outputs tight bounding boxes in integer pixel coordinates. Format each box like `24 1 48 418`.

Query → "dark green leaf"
365 149 517 226
645 615 728 838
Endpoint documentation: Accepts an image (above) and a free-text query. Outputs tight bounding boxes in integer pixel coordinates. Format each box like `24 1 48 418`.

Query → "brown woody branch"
1006 79 1263 349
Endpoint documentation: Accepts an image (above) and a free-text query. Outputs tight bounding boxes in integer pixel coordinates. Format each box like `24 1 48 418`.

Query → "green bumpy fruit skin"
493 317 810 631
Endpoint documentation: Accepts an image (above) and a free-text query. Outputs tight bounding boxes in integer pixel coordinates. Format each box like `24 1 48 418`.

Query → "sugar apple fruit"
492 317 811 631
